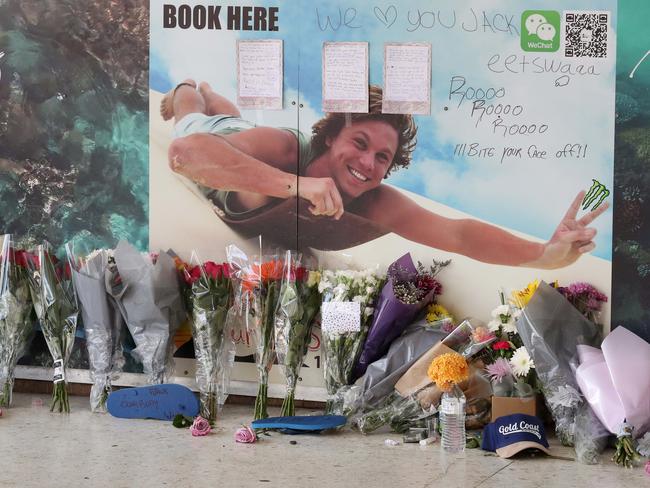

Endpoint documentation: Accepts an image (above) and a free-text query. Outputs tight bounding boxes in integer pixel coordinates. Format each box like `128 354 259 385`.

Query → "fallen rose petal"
190 416 211 437
234 426 257 443
645 460 650 477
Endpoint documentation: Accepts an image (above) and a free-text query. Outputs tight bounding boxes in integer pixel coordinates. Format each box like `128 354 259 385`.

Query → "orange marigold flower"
427 352 469 392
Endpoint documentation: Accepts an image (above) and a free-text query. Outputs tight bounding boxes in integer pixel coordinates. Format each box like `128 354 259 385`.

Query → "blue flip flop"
251 415 347 434
107 384 199 420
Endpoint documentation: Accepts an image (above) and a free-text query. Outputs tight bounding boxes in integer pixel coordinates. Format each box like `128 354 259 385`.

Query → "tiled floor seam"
471 461 514 487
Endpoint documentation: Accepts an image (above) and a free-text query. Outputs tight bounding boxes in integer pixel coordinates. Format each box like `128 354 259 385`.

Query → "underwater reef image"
0 0 149 253
611 0 650 342
0 1 149 371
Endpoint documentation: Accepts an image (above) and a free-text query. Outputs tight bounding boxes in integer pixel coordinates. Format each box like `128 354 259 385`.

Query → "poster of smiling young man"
150 0 616 398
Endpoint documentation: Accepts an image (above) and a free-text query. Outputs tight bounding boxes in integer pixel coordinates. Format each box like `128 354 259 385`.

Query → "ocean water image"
611 0 650 341
0 1 149 254
0 1 149 371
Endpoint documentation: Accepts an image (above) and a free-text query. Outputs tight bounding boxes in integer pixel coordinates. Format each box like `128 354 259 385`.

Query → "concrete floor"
0 393 646 488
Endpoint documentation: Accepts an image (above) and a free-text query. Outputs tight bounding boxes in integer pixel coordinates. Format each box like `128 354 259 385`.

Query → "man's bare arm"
168 127 300 198
354 185 545 266
355 186 604 269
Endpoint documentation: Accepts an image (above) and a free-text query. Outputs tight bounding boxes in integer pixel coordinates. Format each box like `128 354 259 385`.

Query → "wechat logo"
521 11 560 52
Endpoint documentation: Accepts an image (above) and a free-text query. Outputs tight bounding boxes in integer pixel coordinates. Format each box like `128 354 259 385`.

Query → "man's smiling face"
324 119 398 199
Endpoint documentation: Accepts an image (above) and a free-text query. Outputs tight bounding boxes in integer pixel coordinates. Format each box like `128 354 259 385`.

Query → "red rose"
204 261 223 280
294 266 308 282
184 265 201 285
221 263 231 278
14 250 29 268
492 341 511 351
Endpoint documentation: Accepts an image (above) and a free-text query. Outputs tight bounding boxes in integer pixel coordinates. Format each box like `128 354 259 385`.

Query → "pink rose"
472 326 495 344
234 426 257 444
190 416 211 437
645 460 650 477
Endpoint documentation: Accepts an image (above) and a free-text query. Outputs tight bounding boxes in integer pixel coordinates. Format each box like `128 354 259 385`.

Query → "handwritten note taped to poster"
322 41 368 113
237 39 283 110
383 43 431 114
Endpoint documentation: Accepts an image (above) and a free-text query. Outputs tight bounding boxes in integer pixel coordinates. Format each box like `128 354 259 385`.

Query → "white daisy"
491 304 510 318
509 347 535 377
488 319 502 332
501 319 518 334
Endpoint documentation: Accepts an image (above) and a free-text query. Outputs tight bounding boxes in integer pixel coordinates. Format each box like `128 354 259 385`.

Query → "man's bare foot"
160 79 197 121
198 81 241 118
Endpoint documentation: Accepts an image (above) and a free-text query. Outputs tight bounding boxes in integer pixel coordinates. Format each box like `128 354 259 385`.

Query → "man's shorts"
173 113 256 138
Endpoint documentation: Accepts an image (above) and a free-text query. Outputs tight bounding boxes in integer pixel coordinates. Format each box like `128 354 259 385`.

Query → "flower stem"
200 387 218 423
51 382 70 413
281 389 295 417
0 378 13 407
254 378 269 420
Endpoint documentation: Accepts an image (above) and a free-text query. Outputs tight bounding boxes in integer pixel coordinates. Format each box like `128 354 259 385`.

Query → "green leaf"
172 414 193 428
466 435 481 449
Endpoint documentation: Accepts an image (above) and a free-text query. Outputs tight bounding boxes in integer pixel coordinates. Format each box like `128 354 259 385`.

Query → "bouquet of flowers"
274 251 321 416
514 280 601 446
557 282 608 325
482 292 537 398
0 235 34 407
440 318 496 359
25 242 79 413
392 319 493 425
227 244 283 420
352 391 426 434
67 246 125 412
354 319 494 434
575 327 650 467
425 303 455 333
113 241 186 384
319 268 384 414
352 254 448 380
360 319 449 408
183 256 234 422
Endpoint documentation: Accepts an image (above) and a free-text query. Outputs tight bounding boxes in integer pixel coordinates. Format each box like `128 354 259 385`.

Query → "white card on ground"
322 42 368 113
237 39 283 110
383 43 431 115
321 301 361 334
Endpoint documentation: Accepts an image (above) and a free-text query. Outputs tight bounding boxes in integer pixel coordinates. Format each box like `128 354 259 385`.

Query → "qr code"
564 12 609 58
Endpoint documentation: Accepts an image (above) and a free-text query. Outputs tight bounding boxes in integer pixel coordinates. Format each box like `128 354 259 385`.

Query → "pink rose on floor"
234 426 257 444
190 416 211 437
645 460 650 477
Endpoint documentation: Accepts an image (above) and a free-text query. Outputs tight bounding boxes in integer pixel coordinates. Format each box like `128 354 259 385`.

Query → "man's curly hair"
310 85 418 177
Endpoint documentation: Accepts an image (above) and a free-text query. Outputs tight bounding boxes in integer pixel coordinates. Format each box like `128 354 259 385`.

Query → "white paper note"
383 43 431 114
321 301 361 334
237 39 283 110
322 42 368 113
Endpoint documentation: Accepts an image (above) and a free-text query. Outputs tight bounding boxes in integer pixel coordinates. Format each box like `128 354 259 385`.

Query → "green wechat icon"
521 10 560 52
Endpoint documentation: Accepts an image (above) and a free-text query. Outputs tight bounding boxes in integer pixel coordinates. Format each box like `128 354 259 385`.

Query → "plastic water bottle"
440 384 466 453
